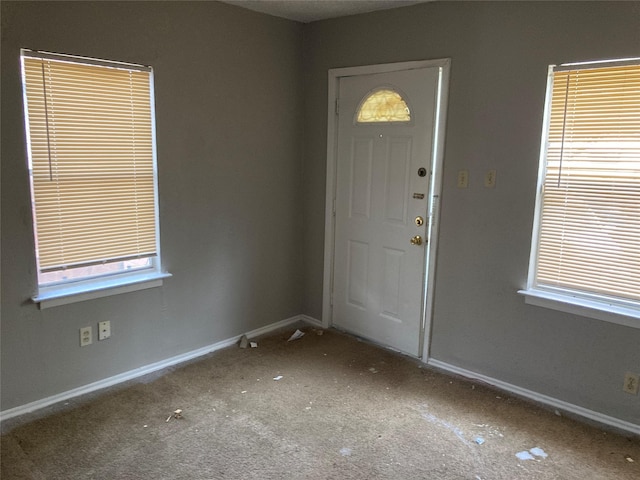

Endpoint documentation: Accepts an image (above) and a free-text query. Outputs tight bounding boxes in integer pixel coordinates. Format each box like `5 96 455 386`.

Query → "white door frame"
322 59 450 361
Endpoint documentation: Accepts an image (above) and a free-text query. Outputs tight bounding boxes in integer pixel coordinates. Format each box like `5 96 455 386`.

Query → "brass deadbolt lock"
414 216 424 226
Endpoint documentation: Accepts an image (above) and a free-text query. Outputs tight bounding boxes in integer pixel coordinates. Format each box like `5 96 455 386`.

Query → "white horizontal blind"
22 53 157 273
536 62 640 302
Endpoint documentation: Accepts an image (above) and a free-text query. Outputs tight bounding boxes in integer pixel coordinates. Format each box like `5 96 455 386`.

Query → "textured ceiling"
221 0 433 23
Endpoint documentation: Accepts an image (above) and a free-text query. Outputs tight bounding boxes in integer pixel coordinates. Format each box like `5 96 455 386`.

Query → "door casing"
322 59 450 361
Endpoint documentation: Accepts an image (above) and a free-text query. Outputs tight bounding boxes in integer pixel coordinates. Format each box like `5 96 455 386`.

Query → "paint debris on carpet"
516 447 548 461
417 407 471 447
166 408 183 422
287 329 305 342
340 447 352 457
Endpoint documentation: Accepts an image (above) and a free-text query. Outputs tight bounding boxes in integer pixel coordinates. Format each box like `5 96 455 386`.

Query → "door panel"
384 137 411 224
349 139 373 219
347 240 369 309
381 246 404 318
332 67 439 356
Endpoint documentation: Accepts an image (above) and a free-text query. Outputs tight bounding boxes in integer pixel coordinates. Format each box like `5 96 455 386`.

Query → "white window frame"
21 50 170 309
519 58 640 329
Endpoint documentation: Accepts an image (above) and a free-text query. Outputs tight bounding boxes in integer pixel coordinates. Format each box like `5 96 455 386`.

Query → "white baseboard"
1 315 315 423
300 314 323 328
427 358 640 436
8 317 632 437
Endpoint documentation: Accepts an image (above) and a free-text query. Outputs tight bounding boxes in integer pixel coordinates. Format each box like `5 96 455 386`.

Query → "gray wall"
301 1 640 424
2 0 639 427
1 1 303 410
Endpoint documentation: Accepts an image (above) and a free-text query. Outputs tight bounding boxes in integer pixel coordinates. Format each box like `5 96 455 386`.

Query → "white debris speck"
273 375 283 381
340 447 352 456
288 329 305 341
516 448 548 461
516 451 535 461
530 447 548 458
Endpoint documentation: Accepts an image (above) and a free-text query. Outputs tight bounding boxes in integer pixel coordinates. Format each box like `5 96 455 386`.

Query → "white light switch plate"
457 170 469 188
484 169 497 188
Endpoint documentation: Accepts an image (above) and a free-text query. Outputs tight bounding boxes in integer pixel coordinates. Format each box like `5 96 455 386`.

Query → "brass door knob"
410 235 423 246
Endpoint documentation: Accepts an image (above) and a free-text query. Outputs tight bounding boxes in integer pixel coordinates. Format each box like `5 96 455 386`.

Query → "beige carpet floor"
1 326 639 479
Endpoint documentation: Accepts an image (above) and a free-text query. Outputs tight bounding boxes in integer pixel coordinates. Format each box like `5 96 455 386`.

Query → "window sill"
518 289 640 329
33 271 172 309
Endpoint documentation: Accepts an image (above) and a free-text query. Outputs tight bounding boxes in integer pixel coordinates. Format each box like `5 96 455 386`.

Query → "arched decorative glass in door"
356 88 411 123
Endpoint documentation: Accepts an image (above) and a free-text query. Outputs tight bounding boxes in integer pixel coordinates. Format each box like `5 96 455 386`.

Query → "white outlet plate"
623 372 639 395
457 170 469 188
98 321 111 341
80 326 92 347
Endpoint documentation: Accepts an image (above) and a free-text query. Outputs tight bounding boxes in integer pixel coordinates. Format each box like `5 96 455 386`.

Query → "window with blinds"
21 50 161 287
528 59 640 311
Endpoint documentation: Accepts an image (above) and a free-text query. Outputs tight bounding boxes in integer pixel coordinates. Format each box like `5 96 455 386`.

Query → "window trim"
523 58 640 328
34 271 172 310
518 289 640 329
21 49 169 307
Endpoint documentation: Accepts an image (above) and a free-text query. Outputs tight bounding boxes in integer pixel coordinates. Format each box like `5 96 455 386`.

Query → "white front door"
332 67 439 356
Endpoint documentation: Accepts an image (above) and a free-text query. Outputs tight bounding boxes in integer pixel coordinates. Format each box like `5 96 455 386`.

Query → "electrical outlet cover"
80 326 92 347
